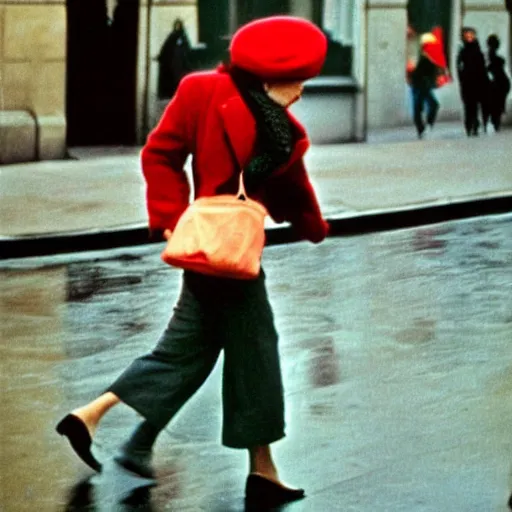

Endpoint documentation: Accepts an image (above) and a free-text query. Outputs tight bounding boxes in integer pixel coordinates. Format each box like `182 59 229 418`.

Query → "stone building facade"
0 0 67 163
0 0 510 163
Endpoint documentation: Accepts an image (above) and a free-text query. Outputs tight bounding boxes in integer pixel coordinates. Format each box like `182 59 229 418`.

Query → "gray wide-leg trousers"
108 270 285 448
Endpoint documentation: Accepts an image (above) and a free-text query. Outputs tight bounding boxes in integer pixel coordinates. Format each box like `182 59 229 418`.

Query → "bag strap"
223 134 249 199
237 171 248 199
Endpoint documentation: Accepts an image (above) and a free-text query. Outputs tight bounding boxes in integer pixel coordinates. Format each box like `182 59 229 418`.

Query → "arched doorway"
66 0 139 146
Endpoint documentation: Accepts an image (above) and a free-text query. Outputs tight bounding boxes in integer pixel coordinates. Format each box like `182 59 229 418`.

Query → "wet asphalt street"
1 213 512 512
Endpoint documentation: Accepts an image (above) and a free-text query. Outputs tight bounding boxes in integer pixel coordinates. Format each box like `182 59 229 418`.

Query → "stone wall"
365 0 410 130
0 0 67 164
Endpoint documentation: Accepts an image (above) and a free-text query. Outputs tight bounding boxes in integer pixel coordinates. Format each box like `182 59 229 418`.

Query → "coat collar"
218 87 310 173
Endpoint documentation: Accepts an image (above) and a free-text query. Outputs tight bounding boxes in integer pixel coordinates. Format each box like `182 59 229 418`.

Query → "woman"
56 15 329 508
157 18 192 99
456 27 489 136
483 34 510 132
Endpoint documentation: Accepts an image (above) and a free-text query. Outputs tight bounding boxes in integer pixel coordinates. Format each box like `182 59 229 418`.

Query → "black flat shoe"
56 414 102 472
245 474 305 509
114 451 155 480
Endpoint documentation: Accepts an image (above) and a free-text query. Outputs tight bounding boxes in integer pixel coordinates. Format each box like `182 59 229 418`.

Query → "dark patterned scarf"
229 67 295 193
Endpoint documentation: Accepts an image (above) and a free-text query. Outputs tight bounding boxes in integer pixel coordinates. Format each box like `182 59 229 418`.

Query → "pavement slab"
0 124 511 241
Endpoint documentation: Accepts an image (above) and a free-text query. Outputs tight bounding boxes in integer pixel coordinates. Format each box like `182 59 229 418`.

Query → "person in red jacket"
56 16 329 508
409 31 448 138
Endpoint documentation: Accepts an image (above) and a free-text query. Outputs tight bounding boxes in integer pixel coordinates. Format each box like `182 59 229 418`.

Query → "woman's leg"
412 88 425 137
481 92 491 132
58 274 220 472
218 273 285 452
107 277 221 432
425 89 439 128
248 445 279 481
467 97 479 135
70 392 120 436
214 272 304 507
105 276 221 478
491 96 503 131
115 419 160 478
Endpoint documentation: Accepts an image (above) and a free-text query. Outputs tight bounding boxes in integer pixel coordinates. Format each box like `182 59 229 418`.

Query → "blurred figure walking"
409 31 447 138
157 18 192 99
456 27 489 136
483 34 510 132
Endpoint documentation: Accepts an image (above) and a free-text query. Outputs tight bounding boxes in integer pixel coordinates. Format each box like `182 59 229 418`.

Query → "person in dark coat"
157 18 191 99
456 27 489 136
56 16 329 509
483 34 511 132
409 32 445 138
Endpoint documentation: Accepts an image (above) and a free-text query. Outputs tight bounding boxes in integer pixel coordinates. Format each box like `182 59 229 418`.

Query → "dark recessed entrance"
66 0 139 146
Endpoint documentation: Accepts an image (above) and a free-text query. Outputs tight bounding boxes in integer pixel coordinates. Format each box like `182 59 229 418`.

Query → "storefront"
124 0 512 144
0 0 510 163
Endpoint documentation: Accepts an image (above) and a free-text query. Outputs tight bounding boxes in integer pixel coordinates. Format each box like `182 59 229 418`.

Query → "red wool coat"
141 69 329 243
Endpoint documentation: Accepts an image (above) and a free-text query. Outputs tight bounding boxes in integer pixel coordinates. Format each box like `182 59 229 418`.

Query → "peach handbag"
161 173 268 279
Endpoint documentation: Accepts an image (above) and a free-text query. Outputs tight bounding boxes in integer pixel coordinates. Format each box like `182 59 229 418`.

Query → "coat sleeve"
141 76 197 231
264 159 329 243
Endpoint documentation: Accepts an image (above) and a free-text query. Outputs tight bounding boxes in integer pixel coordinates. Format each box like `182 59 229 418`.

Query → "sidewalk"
1 122 511 257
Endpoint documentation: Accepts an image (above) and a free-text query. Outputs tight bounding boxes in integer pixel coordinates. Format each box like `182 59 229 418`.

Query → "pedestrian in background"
157 18 191 99
456 27 489 136
483 34 510 132
56 15 329 509
409 32 446 138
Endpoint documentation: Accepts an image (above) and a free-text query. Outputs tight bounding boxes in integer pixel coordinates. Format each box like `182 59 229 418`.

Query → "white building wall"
365 0 410 129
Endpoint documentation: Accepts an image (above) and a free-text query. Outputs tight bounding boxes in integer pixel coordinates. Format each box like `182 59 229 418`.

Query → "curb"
1 194 511 260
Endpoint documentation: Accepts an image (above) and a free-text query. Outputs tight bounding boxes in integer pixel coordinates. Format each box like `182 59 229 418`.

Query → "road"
1 213 511 511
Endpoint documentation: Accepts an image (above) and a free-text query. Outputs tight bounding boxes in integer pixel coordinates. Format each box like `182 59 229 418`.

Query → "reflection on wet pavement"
1 214 511 511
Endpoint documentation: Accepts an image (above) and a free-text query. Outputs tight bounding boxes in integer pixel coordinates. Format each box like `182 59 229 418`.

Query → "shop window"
196 0 355 76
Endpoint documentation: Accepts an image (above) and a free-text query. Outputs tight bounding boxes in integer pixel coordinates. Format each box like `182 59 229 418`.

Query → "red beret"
230 16 327 81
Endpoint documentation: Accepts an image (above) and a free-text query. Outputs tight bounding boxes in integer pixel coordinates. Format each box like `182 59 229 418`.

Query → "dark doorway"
66 0 139 146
